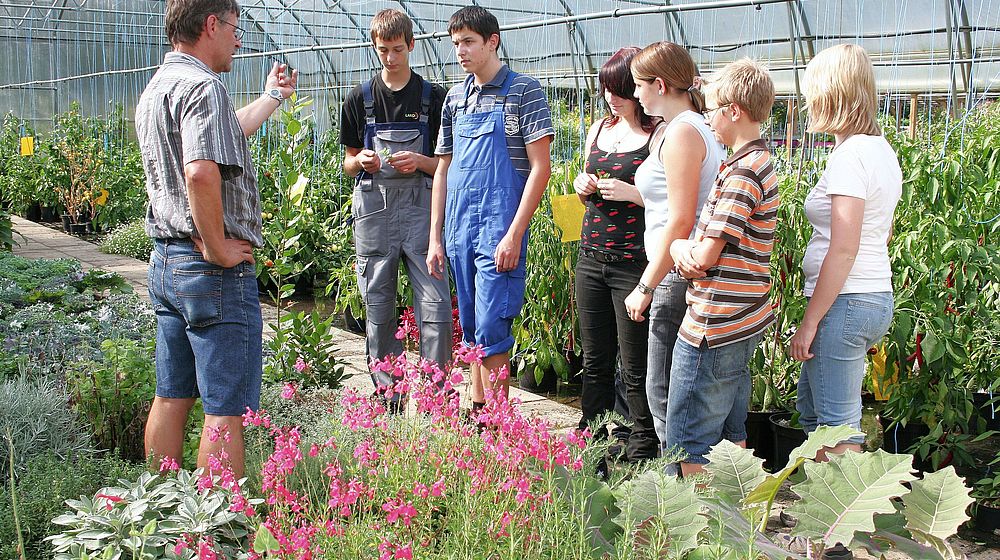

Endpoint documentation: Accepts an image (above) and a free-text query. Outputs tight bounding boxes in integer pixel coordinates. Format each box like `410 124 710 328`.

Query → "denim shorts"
147 238 263 416
664 332 764 466
797 292 893 445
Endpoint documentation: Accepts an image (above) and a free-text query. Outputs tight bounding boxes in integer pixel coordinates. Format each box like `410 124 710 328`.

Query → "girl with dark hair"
573 47 660 463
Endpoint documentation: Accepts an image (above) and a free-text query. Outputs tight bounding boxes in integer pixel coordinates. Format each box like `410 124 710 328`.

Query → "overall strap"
419 77 432 155
362 77 377 126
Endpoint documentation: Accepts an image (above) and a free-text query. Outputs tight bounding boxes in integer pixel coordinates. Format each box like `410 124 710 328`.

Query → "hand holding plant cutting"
572 171 597 197
385 150 422 174
356 148 382 174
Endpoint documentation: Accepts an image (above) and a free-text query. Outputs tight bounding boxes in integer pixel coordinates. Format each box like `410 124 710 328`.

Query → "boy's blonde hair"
802 44 881 136
370 9 413 44
631 41 705 113
704 59 774 123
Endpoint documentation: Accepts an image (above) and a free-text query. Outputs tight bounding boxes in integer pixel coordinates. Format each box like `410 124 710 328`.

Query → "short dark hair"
600 47 656 133
370 9 413 44
448 6 501 50
165 0 240 46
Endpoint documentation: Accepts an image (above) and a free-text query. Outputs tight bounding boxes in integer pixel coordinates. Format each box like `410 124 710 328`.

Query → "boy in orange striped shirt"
664 59 778 477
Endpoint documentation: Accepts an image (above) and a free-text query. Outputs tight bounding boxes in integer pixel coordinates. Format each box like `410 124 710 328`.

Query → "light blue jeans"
644 272 688 456
797 292 894 445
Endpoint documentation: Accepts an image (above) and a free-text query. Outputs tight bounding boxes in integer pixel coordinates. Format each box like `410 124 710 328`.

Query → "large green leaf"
705 439 766 503
549 465 621 558
612 470 707 557
700 494 802 560
901 465 974 541
744 424 865 530
787 449 917 546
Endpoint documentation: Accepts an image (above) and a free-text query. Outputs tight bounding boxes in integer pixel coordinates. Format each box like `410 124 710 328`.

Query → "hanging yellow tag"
19 136 34 156
550 194 585 243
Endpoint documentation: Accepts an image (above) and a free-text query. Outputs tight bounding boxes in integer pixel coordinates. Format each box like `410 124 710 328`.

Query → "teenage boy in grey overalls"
341 10 452 404
427 6 553 412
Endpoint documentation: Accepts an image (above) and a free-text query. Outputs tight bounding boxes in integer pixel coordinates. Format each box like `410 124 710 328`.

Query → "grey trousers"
353 181 453 395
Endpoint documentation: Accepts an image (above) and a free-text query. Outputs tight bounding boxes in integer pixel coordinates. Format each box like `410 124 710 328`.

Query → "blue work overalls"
352 76 453 392
445 70 528 357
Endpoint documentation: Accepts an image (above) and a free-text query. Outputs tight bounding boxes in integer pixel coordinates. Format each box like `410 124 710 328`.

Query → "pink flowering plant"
240 350 602 559
394 296 464 354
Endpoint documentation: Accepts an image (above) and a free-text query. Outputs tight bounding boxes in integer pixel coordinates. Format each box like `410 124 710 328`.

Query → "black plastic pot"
746 410 778 471
61 213 72 232
974 392 1000 433
518 364 557 393
973 501 1000 533
342 307 366 335
770 412 808 470
23 202 41 222
69 222 91 236
40 205 58 222
878 413 930 454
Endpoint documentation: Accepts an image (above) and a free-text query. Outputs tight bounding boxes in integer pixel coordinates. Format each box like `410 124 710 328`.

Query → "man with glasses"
136 0 297 477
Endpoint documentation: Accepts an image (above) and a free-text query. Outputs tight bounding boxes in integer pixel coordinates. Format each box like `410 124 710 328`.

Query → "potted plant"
51 104 103 230
972 453 1000 533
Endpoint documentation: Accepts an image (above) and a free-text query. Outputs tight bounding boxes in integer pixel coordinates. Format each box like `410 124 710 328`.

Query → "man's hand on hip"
192 237 255 268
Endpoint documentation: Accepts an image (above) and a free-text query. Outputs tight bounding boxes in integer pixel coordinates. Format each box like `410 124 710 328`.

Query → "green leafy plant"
46 469 259 560
65 338 156 461
100 219 153 261
0 452 146 560
264 310 346 389
0 211 17 251
1 376 91 479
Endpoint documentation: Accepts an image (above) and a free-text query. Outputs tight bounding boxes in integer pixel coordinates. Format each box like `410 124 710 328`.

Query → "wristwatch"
265 88 283 103
636 282 654 295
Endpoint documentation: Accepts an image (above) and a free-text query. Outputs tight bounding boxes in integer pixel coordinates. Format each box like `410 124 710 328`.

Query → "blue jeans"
665 332 763 467
644 273 688 456
148 238 263 416
797 292 894 445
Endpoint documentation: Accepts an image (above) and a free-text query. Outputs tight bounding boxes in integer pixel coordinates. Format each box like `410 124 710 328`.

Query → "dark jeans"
575 254 659 460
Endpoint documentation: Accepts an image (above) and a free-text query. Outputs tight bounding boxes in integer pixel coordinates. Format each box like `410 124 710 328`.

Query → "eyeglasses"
704 103 731 120
218 18 245 41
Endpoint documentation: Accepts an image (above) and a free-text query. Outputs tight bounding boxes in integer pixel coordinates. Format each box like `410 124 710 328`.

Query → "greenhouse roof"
2 0 999 128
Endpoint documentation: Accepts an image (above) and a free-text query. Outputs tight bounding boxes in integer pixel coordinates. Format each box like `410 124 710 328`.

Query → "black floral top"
580 120 651 260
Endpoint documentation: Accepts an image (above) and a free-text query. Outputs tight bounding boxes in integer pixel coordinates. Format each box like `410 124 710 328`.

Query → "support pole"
909 93 919 140
786 99 796 160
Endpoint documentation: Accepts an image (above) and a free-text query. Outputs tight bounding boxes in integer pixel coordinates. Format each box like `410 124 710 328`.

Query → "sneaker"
821 543 853 559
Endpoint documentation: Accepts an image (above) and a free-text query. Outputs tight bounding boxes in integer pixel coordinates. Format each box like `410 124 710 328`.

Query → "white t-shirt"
802 134 902 297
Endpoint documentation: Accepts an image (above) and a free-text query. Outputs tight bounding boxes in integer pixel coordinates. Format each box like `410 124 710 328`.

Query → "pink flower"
381 498 418 526
294 356 309 372
281 382 298 400
95 493 123 511
158 455 180 473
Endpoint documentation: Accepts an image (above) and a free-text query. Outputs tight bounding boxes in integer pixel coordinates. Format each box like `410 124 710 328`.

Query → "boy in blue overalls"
427 6 553 411
341 9 452 406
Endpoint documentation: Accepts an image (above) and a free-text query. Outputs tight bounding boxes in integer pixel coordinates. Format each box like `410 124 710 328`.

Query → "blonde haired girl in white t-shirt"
788 44 901 461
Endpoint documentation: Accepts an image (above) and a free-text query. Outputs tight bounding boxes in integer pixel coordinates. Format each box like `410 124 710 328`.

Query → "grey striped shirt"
136 52 263 247
436 65 554 177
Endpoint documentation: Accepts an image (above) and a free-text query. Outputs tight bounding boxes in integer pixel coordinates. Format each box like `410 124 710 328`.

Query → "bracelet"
636 282 654 295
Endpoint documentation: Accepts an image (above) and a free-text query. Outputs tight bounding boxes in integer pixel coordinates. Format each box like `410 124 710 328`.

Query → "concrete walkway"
8 216 580 429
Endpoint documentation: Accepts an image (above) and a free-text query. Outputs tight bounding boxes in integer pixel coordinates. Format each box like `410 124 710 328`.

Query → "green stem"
6 427 26 560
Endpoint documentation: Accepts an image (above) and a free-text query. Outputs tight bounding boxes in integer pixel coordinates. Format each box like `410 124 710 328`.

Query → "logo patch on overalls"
504 114 519 136
404 112 418 120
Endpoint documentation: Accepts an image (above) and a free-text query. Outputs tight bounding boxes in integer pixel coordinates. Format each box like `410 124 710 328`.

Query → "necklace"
604 124 633 157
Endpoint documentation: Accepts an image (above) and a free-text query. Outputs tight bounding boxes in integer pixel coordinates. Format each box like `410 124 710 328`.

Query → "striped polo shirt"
136 52 263 247
679 139 779 348
435 65 554 177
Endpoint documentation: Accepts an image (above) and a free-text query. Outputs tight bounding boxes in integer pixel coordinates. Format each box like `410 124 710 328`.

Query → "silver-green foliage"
578 427 973 559
1 375 91 478
47 469 260 560
100 219 152 261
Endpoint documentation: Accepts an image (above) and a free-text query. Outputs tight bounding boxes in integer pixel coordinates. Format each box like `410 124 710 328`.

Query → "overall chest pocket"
372 128 423 181
455 117 497 171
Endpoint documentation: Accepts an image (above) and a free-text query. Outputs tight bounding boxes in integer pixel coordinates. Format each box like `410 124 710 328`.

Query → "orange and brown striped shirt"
679 139 779 348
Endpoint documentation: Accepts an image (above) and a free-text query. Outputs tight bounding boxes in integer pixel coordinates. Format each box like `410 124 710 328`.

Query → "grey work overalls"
351 76 453 396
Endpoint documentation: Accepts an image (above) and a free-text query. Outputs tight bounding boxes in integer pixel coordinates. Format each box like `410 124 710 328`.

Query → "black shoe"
821 543 853 559
607 439 627 462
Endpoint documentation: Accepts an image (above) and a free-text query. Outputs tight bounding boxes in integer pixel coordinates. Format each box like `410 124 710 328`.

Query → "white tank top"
634 110 726 264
